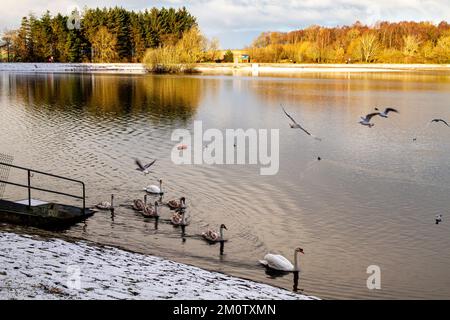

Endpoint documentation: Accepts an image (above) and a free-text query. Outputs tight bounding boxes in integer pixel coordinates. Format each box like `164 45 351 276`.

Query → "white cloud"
1 0 449 48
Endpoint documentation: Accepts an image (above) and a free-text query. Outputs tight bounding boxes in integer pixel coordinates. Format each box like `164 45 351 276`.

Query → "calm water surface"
1 71 450 299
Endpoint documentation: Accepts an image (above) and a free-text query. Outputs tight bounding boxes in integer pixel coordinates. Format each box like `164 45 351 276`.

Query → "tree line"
0 6 198 63
248 21 450 63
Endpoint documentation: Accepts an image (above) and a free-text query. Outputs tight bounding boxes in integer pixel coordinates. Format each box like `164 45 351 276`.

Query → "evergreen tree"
114 8 132 61
130 13 146 62
51 14 69 62
7 6 199 63
17 17 32 61
65 30 82 62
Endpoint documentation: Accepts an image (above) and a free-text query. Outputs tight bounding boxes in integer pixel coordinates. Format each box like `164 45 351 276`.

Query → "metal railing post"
82 182 86 215
27 169 31 208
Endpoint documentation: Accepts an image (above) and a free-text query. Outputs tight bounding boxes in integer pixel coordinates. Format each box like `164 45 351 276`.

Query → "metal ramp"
0 160 86 212
14 199 49 206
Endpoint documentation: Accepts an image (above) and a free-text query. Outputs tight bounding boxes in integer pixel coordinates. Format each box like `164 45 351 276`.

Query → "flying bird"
374 107 399 118
436 214 443 225
135 158 156 175
431 119 450 127
281 105 321 141
359 113 380 127
413 119 449 141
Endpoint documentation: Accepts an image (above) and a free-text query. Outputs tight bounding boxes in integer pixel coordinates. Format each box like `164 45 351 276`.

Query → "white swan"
202 224 227 242
144 179 164 194
259 247 304 272
96 194 114 210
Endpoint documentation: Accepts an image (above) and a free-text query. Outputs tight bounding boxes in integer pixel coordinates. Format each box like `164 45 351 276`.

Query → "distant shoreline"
0 62 449 75
196 63 450 74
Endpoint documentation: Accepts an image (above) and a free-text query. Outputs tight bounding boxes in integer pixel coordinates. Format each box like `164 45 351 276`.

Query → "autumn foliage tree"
248 21 450 63
91 27 118 62
143 26 209 73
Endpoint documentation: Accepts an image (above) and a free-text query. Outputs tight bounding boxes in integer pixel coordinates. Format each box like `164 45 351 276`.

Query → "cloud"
1 0 449 48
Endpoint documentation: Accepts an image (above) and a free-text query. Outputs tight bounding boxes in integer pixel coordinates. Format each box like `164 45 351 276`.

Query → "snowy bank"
1 62 449 75
0 232 318 300
197 63 450 74
0 63 146 74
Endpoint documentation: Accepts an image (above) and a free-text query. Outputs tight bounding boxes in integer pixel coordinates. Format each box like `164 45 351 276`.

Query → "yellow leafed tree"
91 27 119 63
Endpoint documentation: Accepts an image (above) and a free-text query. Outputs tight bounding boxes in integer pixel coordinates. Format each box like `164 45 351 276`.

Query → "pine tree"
114 8 131 61
17 16 32 61
130 13 146 62
52 14 69 62
66 30 82 62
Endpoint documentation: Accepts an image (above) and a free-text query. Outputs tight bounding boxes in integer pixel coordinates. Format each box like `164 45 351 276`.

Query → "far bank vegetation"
143 27 220 73
248 21 450 64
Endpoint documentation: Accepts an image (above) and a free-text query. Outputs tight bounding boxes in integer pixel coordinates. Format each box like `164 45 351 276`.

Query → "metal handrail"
0 161 86 214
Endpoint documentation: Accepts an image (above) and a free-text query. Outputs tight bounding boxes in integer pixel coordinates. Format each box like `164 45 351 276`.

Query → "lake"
1 70 450 299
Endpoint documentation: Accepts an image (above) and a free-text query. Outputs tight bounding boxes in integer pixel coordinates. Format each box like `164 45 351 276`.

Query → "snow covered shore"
0 232 318 300
0 63 147 74
197 63 450 74
1 62 448 75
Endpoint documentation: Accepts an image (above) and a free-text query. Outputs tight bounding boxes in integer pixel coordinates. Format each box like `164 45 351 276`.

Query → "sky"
1 0 450 49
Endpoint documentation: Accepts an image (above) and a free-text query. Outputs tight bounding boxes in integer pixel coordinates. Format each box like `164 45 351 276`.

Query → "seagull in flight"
359 112 380 127
135 158 156 175
413 119 449 141
281 105 321 141
375 107 399 118
431 119 450 127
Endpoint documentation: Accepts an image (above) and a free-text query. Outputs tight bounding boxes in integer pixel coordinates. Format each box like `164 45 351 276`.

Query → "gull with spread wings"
431 118 450 127
359 112 380 128
135 158 156 175
374 107 399 118
281 105 321 141
413 118 449 141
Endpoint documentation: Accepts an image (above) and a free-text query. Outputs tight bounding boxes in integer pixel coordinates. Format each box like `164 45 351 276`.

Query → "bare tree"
207 37 221 62
359 33 379 62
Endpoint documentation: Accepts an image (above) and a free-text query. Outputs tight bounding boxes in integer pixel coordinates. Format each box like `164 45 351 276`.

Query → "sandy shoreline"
0 232 318 300
0 62 449 75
